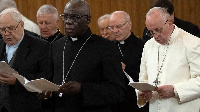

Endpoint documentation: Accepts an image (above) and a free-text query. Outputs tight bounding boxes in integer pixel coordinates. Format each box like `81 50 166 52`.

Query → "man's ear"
20 21 24 28
128 21 132 30
86 16 91 25
169 13 175 23
168 19 174 25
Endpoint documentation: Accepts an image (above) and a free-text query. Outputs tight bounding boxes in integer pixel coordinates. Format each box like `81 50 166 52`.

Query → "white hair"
146 7 170 22
37 4 59 20
0 8 22 22
98 14 110 25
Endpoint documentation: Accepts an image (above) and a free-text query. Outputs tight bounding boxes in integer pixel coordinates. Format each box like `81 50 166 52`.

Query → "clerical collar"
119 32 133 45
69 28 92 42
41 29 61 43
119 41 125 44
71 37 78 42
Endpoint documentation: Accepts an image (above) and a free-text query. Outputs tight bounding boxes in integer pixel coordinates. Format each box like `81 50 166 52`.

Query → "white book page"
13 73 26 85
123 70 156 91
129 82 156 91
0 61 18 74
25 78 59 92
123 70 134 83
13 73 59 92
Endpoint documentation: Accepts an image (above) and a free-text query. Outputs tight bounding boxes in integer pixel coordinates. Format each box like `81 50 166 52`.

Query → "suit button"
0 100 3 103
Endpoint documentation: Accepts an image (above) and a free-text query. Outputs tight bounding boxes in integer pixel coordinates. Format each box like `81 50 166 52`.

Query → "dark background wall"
14 0 200 38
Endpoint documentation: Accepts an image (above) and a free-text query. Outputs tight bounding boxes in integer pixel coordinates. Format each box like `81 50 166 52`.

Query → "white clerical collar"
71 37 78 42
119 41 125 44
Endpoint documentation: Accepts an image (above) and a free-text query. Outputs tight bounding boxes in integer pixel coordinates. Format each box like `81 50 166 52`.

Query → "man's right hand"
138 91 153 101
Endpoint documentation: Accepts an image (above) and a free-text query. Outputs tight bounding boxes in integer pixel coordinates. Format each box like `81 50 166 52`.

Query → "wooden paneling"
14 0 200 38
173 0 200 27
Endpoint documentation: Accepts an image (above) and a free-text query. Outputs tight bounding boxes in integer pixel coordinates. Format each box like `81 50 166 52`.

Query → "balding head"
146 7 170 28
0 8 24 46
109 11 132 42
110 11 131 23
145 7 174 45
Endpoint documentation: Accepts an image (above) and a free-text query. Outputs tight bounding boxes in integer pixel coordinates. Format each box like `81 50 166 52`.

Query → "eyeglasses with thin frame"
108 21 129 31
147 20 168 37
0 21 21 34
100 26 110 32
60 13 88 22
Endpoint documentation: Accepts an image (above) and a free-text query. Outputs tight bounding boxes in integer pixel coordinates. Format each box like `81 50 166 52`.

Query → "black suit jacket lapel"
0 40 6 61
12 33 31 70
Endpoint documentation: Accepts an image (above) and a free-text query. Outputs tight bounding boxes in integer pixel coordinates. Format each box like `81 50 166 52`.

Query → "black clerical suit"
51 28 125 112
39 29 63 43
0 30 51 112
115 33 148 112
143 17 200 41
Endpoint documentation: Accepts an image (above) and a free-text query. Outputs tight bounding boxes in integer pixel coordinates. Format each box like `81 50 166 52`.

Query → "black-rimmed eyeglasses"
60 13 88 22
0 21 21 34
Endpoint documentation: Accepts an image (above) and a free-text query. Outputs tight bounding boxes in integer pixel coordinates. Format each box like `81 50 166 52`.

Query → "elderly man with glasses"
0 8 51 112
39 0 126 111
109 11 148 112
137 7 200 112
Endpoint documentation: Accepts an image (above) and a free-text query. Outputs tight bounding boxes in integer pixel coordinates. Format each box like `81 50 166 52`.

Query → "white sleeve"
174 36 200 103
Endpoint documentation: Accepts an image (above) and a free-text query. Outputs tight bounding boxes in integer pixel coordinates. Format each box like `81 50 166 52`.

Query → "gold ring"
44 98 48 100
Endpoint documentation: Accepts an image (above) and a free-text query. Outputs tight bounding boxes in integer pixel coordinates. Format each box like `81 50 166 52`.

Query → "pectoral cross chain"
153 76 160 87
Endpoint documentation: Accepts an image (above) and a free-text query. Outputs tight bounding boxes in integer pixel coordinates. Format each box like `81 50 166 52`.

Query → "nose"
40 23 47 29
153 32 161 39
112 27 119 33
63 17 74 24
3 29 11 35
103 29 108 35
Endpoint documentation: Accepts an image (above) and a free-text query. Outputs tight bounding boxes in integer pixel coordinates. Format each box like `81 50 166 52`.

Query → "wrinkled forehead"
0 13 16 25
145 14 165 30
110 13 127 24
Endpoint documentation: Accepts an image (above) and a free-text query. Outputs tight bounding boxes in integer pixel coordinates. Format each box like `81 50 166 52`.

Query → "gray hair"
146 7 170 22
0 8 22 22
98 14 110 25
0 0 17 12
111 11 131 22
37 4 59 20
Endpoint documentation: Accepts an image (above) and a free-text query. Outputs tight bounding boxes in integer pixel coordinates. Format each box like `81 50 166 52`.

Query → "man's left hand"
157 85 174 99
59 81 81 96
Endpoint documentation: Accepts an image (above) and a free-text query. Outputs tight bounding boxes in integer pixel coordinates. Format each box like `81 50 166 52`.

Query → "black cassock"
51 28 126 112
115 32 149 112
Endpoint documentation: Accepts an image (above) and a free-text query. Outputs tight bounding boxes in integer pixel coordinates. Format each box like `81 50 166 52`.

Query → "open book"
13 73 59 92
123 70 156 91
0 61 59 92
